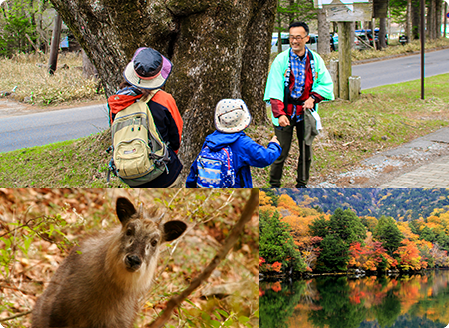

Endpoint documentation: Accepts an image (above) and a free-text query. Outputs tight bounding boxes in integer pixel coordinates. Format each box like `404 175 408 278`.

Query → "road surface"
0 103 109 153
352 48 449 89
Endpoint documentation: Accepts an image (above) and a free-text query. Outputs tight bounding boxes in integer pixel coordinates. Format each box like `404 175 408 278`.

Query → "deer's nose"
125 254 142 271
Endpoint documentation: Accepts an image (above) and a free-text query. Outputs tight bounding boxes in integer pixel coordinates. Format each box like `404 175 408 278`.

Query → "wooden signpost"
315 0 375 100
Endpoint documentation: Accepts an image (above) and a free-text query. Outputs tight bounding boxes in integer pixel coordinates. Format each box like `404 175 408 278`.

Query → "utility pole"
48 12 62 75
420 0 425 99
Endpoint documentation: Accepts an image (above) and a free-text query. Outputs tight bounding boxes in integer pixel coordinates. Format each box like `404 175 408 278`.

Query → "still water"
260 270 449 328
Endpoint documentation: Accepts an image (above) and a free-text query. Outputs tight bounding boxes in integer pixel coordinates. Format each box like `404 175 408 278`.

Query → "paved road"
0 104 109 153
352 48 449 89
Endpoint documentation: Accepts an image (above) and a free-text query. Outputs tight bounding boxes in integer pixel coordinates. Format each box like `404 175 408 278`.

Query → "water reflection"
260 270 449 328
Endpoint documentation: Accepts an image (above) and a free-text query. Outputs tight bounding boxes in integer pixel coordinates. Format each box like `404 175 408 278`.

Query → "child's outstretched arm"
240 135 282 168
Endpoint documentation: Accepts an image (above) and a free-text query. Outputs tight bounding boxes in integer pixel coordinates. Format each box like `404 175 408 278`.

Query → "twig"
0 284 33 294
0 310 32 322
147 189 259 328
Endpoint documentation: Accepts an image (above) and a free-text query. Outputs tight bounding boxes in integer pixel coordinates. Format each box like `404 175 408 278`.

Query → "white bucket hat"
123 47 172 90
214 99 252 133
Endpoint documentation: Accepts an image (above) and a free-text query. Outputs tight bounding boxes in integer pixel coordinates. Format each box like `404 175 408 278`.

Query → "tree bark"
317 8 329 55
49 0 277 169
435 0 442 39
82 49 98 79
48 12 62 75
427 0 435 39
444 2 448 38
411 0 420 40
406 0 412 42
379 17 387 49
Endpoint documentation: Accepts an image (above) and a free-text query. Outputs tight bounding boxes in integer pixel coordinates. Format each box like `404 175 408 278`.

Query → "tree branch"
0 310 32 323
147 189 259 328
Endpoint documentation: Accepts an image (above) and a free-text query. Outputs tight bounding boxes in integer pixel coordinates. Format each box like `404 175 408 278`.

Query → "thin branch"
0 284 33 294
147 189 259 328
0 310 32 322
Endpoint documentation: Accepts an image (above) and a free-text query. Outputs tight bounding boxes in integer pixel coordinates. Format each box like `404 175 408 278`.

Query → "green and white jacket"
263 47 334 126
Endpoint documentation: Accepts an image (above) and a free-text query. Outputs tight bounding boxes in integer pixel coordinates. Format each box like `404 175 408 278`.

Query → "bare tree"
49 0 277 168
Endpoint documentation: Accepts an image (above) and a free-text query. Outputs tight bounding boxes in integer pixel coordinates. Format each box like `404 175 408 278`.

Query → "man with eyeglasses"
264 21 334 188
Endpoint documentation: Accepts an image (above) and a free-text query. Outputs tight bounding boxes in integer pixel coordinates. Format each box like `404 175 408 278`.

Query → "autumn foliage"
260 190 449 274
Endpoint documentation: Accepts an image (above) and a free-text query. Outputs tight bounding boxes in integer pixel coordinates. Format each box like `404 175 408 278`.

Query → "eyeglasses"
289 35 307 41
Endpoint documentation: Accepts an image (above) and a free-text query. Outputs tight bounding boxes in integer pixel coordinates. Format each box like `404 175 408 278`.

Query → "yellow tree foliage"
397 222 419 241
278 194 299 215
364 216 378 232
259 191 271 206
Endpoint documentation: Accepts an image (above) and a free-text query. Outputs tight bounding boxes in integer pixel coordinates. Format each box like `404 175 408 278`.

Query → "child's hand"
270 136 280 145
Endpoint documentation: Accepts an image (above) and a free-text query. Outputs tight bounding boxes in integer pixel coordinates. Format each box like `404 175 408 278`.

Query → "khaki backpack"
109 90 170 186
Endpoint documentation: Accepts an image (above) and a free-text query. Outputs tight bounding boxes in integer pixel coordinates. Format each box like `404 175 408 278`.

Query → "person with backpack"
108 47 183 188
185 99 282 188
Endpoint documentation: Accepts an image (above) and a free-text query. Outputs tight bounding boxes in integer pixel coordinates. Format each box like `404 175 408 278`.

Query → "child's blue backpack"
196 145 236 188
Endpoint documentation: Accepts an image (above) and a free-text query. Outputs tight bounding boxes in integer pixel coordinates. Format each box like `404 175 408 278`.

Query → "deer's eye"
151 239 158 247
126 229 133 236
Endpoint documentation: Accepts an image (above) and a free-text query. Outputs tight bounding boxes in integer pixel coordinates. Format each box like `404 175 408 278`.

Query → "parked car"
354 32 371 51
399 34 408 45
355 29 388 48
271 32 318 53
271 32 289 53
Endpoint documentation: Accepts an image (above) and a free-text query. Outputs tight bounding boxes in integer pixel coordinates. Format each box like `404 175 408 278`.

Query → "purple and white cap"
123 47 172 90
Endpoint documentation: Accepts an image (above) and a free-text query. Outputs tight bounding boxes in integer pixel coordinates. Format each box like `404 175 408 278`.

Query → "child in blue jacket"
186 99 282 188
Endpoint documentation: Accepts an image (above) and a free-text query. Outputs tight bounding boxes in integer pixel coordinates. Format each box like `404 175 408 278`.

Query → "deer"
32 196 187 328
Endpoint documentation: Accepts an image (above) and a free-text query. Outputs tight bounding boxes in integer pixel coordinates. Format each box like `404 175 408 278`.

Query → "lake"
260 270 449 328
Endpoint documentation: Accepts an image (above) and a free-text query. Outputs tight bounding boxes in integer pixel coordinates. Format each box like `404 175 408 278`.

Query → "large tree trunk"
317 8 330 55
288 0 295 24
411 0 420 40
49 0 277 169
406 0 412 42
435 0 442 39
427 0 436 39
378 17 387 49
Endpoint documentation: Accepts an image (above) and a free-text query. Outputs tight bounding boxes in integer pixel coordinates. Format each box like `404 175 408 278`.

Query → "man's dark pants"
269 117 311 188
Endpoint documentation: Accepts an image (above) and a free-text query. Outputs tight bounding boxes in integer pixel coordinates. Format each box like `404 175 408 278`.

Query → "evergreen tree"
309 216 329 238
259 210 306 272
315 234 349 272
420 226 436 243
329 208 366 244
374 215 404 256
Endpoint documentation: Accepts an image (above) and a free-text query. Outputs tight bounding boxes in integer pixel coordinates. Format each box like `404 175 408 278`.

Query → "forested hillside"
259 190 449 274
263 188 449 220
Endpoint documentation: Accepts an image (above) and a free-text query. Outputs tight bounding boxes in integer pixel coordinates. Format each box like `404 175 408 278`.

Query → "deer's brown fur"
32 197 187 328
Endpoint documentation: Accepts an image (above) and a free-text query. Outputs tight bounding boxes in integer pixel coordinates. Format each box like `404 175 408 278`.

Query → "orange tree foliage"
277 194 300 216
394 239 424 271
348 234 397 271
260 191 271 206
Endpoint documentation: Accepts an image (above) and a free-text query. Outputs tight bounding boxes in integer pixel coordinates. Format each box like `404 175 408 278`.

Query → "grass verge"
0 52 104 106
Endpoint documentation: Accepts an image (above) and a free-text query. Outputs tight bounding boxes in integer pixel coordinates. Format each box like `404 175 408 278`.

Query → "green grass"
0 130 125 187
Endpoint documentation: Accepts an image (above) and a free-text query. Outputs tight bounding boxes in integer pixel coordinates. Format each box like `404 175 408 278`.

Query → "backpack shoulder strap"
143 89 160 104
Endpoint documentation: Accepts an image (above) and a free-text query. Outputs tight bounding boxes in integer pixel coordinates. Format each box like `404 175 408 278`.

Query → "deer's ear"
162 221 187 242
116 197 137 225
